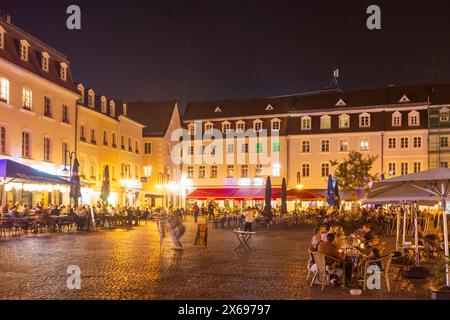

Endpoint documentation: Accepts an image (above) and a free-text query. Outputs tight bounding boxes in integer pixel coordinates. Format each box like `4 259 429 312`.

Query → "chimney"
0 12 12 24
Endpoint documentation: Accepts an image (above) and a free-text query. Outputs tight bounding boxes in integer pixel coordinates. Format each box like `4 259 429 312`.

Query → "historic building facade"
0 14 79 206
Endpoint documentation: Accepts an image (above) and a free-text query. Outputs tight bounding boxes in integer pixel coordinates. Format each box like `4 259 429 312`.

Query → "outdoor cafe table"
233 230 256 250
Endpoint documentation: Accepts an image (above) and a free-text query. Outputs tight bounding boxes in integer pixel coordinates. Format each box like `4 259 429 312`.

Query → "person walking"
193 202 200 223
169 210 186 250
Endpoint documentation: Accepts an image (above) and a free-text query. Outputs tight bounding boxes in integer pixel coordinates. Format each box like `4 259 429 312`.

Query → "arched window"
320 115 331 129
301 116 311 130
392 111 402 127
408 110 420 126
339 114 350 128
21 131 31 158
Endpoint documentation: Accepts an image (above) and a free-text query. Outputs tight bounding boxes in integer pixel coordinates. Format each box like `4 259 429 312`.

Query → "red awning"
186 187 282 200
285 189 325 200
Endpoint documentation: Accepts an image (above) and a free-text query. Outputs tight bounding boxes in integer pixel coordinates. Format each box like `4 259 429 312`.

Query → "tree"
330 151 379 211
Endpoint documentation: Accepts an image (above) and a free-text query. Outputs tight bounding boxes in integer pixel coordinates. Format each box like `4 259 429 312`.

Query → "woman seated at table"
310 227 322 251
318 233 352 286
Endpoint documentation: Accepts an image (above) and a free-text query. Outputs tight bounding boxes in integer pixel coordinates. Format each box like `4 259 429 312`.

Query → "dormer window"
205 122 214 134
60 62 68 81
440 108 450 123
392 111 402 127
0 77 9 103
399 95 410 103
359 113 371 128
236 121 246 133
408 110 420 126
77 83 85 103
122 104 127 116
110 101 116 117
336 99 347 107
20 40 30 61
301 116 311 130
41 52 50 72
339 114 350 128
253 119 263 132
271 118 281 131
0 26 5 49
320 115 331 129
266 104 274 111
222 121 232 133
101 96 107 114
214 106 222 113
87 90 95 108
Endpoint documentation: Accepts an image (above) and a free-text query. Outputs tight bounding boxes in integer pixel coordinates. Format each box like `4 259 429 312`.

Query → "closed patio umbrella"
100 165 110 205
281 178 287 215
70 158 81 207
264 176 273 221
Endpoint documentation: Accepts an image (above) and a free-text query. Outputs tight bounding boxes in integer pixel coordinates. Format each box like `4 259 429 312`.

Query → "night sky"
1 0 450 111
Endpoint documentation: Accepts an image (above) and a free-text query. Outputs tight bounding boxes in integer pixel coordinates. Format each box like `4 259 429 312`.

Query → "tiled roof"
0 17 78 94
127 101 177 137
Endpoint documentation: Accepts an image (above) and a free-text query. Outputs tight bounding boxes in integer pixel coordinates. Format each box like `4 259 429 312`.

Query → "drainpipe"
380 131 385 176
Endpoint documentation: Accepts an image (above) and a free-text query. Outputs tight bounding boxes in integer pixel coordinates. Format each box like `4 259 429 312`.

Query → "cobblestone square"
0 218 429 300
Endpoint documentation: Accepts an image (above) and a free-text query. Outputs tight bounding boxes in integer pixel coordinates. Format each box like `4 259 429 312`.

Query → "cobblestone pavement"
0 218 430 300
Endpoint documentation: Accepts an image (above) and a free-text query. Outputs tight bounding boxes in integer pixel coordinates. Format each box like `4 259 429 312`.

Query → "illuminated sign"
223 178 265 187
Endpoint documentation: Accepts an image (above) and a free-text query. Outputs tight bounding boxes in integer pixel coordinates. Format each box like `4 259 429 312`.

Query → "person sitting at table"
311 227 322 251
318 233 347 286
22 203 30 216
50 204 60 216
320 225 328 242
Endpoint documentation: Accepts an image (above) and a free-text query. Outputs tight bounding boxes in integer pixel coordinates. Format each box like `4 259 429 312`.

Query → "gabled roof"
127 101 178 137
0 17 78 94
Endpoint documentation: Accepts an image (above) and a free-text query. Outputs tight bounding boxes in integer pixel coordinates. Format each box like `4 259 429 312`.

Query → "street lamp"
62 149 76 176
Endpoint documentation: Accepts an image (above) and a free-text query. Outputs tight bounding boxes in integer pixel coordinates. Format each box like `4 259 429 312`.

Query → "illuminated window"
110 101 116 117
60 62 68 81
388 163 396 176
22 88 32 110
88 90 95 108
301 116 311 130
80 125 86 141
339 114 350 128
90 129 96 144
241 143 249 153
255 164 263 178
360 138 369 151
441 136 449 148
21 131 31 158
0 77 9 103
122 104 127 116
320 115 331 129
256 143 263 153
101 97 107 113
0 27 4 49
272 164 281 177
144 166 152 178
272 141 280 152
41 52 50 72
339 139 349 152
241 165 249 178
205 123 213 134
20 40 29 61
187 166 194 179
227 165 234 178
43 137 51 162
441 162 448 168
440 108 449 122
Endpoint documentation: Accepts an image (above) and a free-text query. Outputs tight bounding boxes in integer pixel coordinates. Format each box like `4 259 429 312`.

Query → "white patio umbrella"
366 168 450 286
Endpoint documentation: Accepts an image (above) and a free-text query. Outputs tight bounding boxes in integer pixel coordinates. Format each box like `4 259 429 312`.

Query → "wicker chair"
310 252 346 289
360 253 394 292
